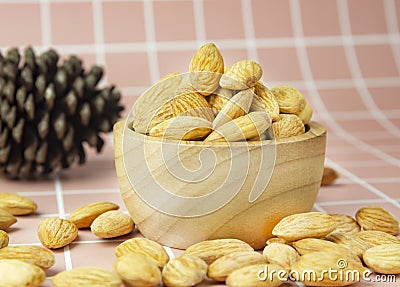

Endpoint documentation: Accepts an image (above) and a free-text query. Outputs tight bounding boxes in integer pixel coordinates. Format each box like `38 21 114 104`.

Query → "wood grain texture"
114 120 326 250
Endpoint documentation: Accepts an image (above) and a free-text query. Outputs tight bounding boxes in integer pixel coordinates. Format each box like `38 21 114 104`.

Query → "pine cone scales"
0 47 124 179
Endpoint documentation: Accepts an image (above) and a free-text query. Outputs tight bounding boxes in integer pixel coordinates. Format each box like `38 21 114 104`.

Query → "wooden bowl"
114 120 326 250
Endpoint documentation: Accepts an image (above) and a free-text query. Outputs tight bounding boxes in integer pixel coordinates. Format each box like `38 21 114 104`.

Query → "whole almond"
183 239 254 265
208 251 266 281
69 201 119 229
0 245 55 269
0 230 9 249
271 85 306 115
363 244 400 274
115 237 170 268
0 193 37 215
272 212 336 241
162 255 207 287
205 111 270 142
149 116 212 141
37 217 78 249
189 43 224 96
220 60 262 90
113 253 161 287
290 251 367 286
0 208 17 230
262 243 300 270
321 167 339 186
325 232 372 258
298 103 313 124
91 210 134 238
356 206 399 235
252 82 279 122
213 89 254 129
226 263 287 287
52 266 122 287
272 114 305 139
355 230 400 246
328 213 360 235
0 259 46 287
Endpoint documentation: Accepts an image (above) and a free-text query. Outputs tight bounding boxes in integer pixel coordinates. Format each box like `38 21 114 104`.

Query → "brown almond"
0 245 55 269
91 210 134 239
356 206 399 235
0 193 37 215
321 167 339 186
37 217 78 249
0 208 17 230
69 201 119 229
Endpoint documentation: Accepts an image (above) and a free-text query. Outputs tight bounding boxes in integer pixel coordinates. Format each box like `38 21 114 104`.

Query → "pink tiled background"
0 0 399 286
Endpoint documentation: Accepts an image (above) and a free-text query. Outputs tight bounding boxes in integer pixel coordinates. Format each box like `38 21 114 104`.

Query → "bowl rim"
122 121 326 147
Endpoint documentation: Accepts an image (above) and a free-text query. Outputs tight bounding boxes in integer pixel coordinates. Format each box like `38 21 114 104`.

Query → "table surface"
0 0 399 286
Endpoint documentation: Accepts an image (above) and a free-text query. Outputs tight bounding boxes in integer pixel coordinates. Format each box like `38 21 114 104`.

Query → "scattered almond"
0 230 8 249
52 266 122 287
272 212 336 241
0 208 17 230
183 238 254 265
356 206 399 235
162 255 207 287
113 253 161 287
68 201 119 229
0 259 46 287
115 237 170 268
0 193 37 215
208 251 266 281
220 60 262 90
262 242 300 270
91 210 134 238
226 263 287 287
328 213 360 234
354 230 400 246
321 167 339 186
0 245 55 270
363 244 400 274
325 232 372 258
37 217 78 249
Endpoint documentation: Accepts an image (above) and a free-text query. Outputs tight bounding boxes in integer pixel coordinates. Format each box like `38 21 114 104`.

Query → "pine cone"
0 47 124 179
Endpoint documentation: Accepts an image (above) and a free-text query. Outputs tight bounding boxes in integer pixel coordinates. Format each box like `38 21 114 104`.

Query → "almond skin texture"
328 213 360 235
298 103 313 124
162 255 207 287
272 212 336 241
68 201 119 229
356 206 399 235
262 242 300 270
355 230 400 246
220 60 262 90
37 217 78 249
114 253 161 287
272 114 305 139
271 85 306 115
208 251 266 281
363 244 400 274
252 82 279 122
0 230 8 249
0 208 17 230
321 167 339 186
91 210 134 239
226 263 287 287
0 259 46 287
325 232 372 258
52 266 122 287
0 193 37 215
115 238 170 269
0 245 55 269
189 43 224 96
183 239 254 265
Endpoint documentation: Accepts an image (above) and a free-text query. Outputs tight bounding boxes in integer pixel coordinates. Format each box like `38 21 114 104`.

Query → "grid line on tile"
384 0 400 75
143 0 160 83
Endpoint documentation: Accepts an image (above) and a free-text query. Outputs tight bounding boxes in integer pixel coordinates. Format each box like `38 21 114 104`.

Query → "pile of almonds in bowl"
131 43 313 142
1 189 399 287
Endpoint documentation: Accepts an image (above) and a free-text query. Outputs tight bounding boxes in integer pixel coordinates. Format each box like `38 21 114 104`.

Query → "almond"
262 242 300 270
208 251 266 281
226 263 287 287
0 259 46 287
183 238 254 265
363 244 400 274
252 82 279 122
356 206 399 235
0 245 55 270
52 266 122 287
91 210 134 238
328 213 360 235
298 103 313 124
0 230 8 249
271 85 306 115
272 212 336 241
162 255 207 287
321 167 339 186
189 43 224 96
220 60 262 90
37 217 78 249
115 237 170 269
354 230 400 246
266 237 288 245
325 232 372 258
272 114 305 139
113 253 161 287
0 193 37 215
0 208 17 230
68 201 119 229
